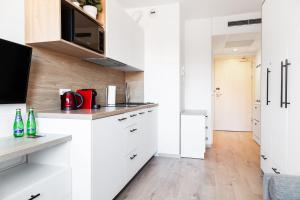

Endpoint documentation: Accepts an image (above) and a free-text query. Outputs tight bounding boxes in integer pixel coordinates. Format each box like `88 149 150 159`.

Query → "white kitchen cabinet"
181 111 206 159
252 119 260 145
255 65 261 103
284 0 300 175
261 0 300 176
37 106 158 200
92 114 127 200
2 165 71 200
0 135 71 200
106 0 144 71
252 104 261 145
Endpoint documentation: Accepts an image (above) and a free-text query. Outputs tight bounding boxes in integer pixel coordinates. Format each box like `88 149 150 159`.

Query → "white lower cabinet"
92 107 158 199
126 148 141 182
37 106 158 200
5 166 71 200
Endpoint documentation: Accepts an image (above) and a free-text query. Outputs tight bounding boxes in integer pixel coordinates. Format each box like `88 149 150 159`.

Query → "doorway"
214 57 253 131
212 32 261 133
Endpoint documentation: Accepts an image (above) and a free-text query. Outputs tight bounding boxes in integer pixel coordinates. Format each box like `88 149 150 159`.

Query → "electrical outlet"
59 89 71 96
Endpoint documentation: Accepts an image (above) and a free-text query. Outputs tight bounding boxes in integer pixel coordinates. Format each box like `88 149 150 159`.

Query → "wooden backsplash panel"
27 47 125 111
125 72 144 103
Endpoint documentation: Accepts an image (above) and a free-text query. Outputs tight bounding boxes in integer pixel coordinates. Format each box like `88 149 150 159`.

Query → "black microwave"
61 2 105 54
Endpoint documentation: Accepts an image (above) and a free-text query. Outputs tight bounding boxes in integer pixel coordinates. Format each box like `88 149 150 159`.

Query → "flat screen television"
0 39 32 104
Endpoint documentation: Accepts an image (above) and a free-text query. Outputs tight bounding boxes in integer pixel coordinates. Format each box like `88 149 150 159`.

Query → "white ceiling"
118 0 262 19
213 32 261 56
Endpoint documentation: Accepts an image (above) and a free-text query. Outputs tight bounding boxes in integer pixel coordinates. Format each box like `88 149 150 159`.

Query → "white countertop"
181 110 208 116
37 104 158 120
0 134 72 162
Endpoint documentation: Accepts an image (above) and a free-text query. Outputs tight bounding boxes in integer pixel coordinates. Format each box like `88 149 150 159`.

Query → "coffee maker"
76 89 100 109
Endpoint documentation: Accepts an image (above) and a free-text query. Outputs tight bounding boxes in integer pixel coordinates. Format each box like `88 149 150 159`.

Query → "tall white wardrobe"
261 0 300 175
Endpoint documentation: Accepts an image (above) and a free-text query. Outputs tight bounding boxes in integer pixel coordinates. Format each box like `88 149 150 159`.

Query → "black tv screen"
0 39 32 104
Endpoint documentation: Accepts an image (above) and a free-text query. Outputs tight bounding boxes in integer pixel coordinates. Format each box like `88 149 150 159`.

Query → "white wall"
183 18 213 145
256 49 262 66
0 0 26 138
129 4 181 155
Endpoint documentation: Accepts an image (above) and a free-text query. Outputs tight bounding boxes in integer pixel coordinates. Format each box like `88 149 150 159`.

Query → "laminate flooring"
116 131 262 200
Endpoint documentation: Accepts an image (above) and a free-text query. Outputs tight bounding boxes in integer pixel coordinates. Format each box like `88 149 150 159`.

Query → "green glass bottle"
26 108 37 137
13 109 24 138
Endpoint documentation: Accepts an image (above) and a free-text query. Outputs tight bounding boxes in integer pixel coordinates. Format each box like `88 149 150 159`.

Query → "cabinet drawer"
5 168 71 200
125 149 140 182
124 125 139 155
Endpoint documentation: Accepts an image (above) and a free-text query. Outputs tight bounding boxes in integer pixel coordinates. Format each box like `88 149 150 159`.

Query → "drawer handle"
130 128 138 133
130 154 137 160
272 168 281 174
29 193 41 200
261 155 267 160
118 117 127 121
148 110 153 113
139 112 145 115
130 114 137 118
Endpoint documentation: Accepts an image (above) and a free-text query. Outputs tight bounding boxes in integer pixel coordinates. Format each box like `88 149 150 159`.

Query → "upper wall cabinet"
106 0 144 71
25 0 144 71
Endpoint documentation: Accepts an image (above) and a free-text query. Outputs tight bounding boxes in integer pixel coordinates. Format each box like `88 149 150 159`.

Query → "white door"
285 0 300 175
261 0 288 174
214 58 252 131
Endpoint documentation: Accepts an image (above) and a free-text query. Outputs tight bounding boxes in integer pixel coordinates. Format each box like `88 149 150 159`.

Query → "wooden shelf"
28 40 105 59
64 0 105 28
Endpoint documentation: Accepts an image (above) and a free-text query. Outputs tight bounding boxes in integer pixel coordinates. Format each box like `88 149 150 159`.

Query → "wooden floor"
116 131 262 200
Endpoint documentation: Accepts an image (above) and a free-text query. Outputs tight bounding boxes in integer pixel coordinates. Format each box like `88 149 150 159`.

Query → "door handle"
130 128 138 133
284 59 291 108
261 155 267 160
280 61 284 108
118 117 127 121
28 193 41 200
130 154 137 160
272 167 281 174
266 68 271 105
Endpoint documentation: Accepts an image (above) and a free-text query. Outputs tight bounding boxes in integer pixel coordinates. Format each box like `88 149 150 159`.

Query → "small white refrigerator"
181 110 207 159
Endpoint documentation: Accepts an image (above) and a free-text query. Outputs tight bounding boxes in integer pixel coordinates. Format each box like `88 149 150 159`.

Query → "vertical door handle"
280 61 284 108
284 59 291 108
267 68 271 105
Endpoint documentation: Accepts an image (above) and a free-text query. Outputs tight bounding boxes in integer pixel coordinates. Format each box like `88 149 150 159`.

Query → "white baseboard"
156 153 181 158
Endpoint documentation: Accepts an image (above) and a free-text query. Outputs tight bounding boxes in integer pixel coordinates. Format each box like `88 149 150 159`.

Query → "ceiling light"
233 48 238 52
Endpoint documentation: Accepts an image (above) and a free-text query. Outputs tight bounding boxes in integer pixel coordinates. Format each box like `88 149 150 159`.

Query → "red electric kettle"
61 91 84 110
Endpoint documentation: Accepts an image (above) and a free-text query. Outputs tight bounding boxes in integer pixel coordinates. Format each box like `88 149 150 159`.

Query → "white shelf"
0 134 72 162
0 163 69 199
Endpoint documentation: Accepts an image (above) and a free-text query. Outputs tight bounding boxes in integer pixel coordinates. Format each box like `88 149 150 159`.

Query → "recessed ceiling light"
233 48 238 52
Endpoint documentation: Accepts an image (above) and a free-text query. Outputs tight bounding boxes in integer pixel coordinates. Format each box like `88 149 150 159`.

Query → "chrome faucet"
125 82 130 104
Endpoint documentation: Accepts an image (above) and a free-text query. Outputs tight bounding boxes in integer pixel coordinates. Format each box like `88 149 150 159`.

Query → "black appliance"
76 89 100 109
61 2 105 54
0 38 32 104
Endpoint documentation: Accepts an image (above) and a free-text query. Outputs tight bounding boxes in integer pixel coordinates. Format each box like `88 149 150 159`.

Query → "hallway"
116 132 262 200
